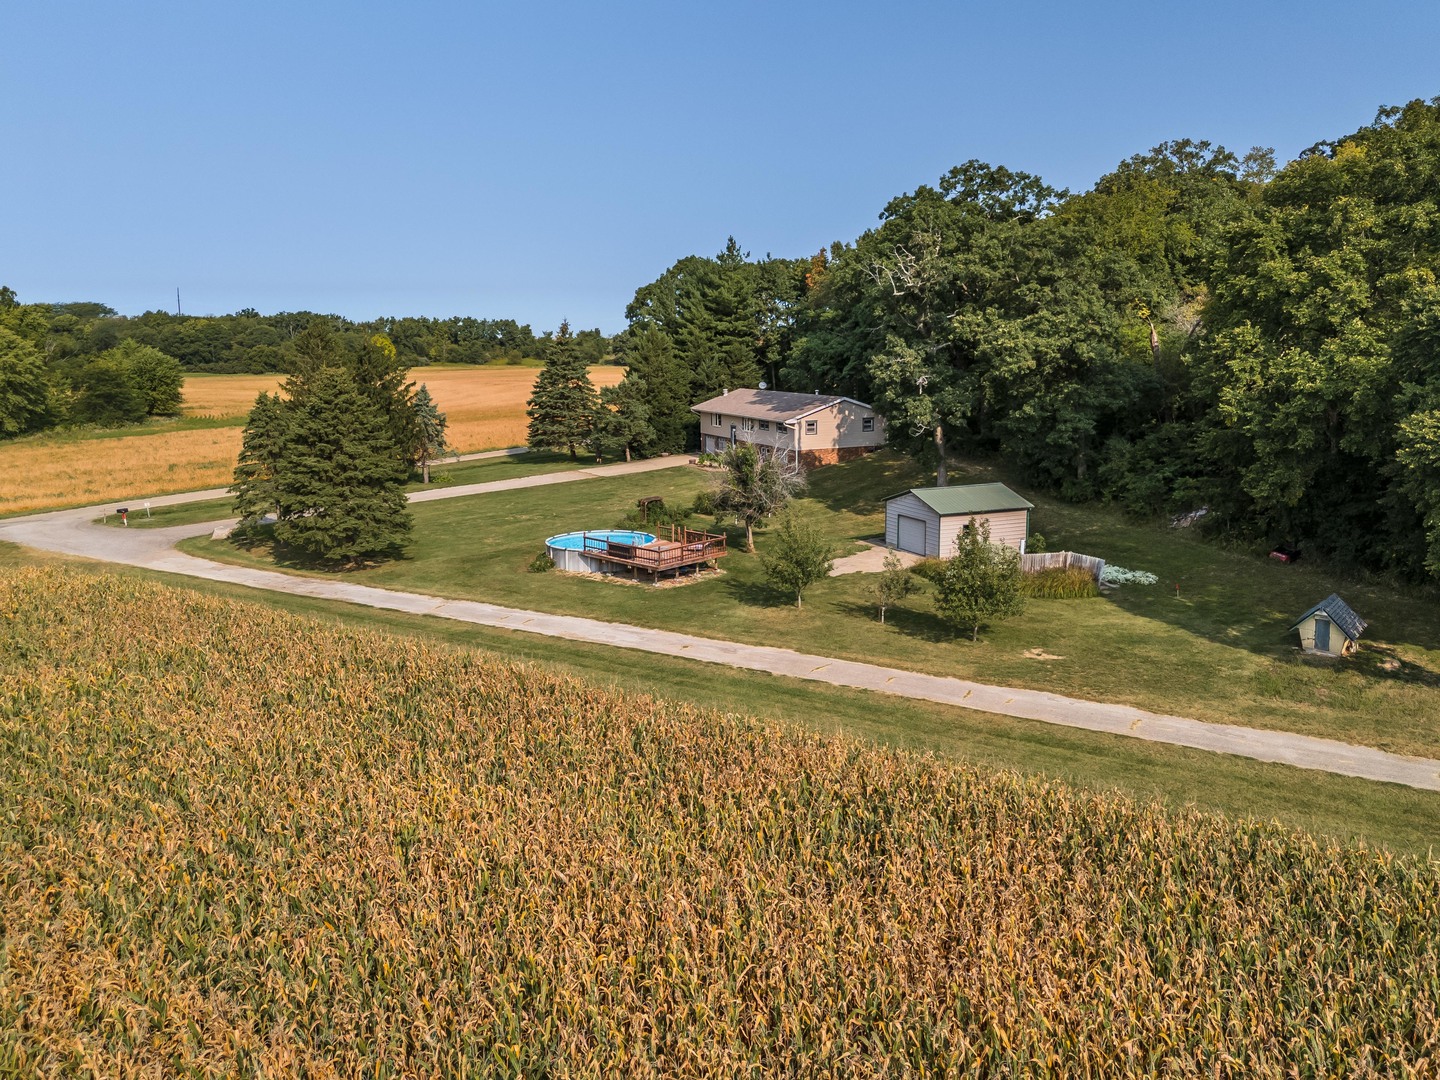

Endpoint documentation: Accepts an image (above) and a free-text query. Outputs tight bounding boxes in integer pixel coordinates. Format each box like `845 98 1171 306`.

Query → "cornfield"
3 566 1438 1076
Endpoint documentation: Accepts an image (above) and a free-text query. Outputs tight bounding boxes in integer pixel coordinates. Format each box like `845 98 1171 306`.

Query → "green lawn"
4 539 1438 856
179 450 1440 760
95 450 590 527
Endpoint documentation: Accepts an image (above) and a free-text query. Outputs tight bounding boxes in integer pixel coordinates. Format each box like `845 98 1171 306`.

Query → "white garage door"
896 514 928 555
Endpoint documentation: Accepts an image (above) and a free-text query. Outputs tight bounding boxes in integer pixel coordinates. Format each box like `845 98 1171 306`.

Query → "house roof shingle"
689 388 868 423
1289 593 1368 642
889 483 1034 516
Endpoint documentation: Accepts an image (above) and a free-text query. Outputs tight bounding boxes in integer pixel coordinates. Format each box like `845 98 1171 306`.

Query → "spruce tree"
622 327 691 453
231 391 291 527
411 383 450 482
526 320 597 459
270 368 412 565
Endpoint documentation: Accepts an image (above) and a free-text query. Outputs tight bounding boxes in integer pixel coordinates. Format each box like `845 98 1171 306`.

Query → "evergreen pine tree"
622 327 691 453
231 391 292 527
411 383 450 482
526 320 598 459
271 368 412 565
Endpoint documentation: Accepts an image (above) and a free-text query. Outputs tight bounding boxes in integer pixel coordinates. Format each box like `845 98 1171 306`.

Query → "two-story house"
690 388 886 468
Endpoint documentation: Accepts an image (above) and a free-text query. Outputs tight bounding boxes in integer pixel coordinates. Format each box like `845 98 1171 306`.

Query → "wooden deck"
579 526 727 576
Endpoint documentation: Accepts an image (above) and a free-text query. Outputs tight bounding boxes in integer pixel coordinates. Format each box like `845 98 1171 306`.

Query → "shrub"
909 557 947 583
1101 564 1159 585
528 551 555 573
1020 566 1099 599
692 490 716 516
1027 532 1048 553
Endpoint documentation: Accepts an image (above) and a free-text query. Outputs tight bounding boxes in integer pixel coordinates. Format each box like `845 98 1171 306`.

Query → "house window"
743 419 755 431
862 416 875 432
777 423 789 433
804 419 818 435
759 420 769 431
713 413 722 427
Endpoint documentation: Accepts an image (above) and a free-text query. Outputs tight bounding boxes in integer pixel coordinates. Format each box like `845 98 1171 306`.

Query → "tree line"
596 98 1440 581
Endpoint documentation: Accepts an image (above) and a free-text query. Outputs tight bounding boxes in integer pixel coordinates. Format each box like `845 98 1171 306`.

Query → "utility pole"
176 288 181 316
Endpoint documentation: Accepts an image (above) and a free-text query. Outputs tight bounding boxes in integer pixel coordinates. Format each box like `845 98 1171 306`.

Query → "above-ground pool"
545 530 657 572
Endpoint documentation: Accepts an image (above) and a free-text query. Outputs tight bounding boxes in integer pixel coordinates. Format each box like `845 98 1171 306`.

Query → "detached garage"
884 483 1034 557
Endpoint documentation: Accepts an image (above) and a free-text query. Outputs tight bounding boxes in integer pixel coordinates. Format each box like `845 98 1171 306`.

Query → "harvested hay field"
4 565 1438 1076
0 426 243 514
1 365 623 515
180 365 624 449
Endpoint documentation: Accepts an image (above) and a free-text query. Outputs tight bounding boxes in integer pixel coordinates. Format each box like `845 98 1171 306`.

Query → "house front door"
1314 617 1331 652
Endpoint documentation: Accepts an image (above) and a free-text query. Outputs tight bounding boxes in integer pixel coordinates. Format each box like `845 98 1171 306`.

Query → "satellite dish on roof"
758 381 768 390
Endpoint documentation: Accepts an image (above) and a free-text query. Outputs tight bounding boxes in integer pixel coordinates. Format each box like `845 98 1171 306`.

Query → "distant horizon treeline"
0 296 613 374
598 97 1440 582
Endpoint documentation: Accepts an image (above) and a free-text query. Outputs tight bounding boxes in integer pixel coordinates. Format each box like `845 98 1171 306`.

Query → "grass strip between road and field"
4 539 1437 856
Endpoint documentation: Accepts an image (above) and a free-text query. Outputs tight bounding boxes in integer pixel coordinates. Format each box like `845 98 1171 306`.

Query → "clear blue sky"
4 1 1436 334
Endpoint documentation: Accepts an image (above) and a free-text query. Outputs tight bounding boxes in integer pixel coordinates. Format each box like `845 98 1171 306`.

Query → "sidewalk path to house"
4 456 1440 792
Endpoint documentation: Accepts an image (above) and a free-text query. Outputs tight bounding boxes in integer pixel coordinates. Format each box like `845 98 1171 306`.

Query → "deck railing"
580 526 727 573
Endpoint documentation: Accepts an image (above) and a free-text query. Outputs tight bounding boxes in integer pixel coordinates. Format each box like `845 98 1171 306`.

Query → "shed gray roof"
690 388 871 422
888 483 1034 516
1290 593 1368 642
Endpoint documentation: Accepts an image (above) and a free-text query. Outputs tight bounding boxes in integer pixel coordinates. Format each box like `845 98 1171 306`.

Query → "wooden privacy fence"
1021 550 1106 581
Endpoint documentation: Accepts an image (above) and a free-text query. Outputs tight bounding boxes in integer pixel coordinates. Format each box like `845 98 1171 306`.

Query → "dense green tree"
269 368 412 565
103 339 184 416
618 327 692 452
627 239 807 410
1186 98 1440 573
527 320 598 459
230 391 291 526
68 357 147 425
712 443 805 553
411 384 450 483
0 328 52 437
933 522 1025 642
761 509 835 609
592 377 654 462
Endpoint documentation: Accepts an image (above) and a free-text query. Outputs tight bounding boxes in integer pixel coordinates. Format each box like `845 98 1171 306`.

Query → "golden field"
0 365 623 515
4 565 1439 1076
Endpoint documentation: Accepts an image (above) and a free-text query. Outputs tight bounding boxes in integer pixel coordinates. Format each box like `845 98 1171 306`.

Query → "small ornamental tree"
411 384 450 483
873 550 918 624
712 443 805 552
527 320 598 459
270 368 412 565
933 520 1025 641
760 509 835 609
231 391 291 527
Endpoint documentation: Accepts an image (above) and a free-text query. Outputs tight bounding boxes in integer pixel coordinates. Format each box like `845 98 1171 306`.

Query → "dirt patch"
557 567 726 589
1023 647 1065 661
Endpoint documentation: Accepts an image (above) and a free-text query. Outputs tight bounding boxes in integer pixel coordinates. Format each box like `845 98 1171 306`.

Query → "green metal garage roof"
889 483 1033 516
